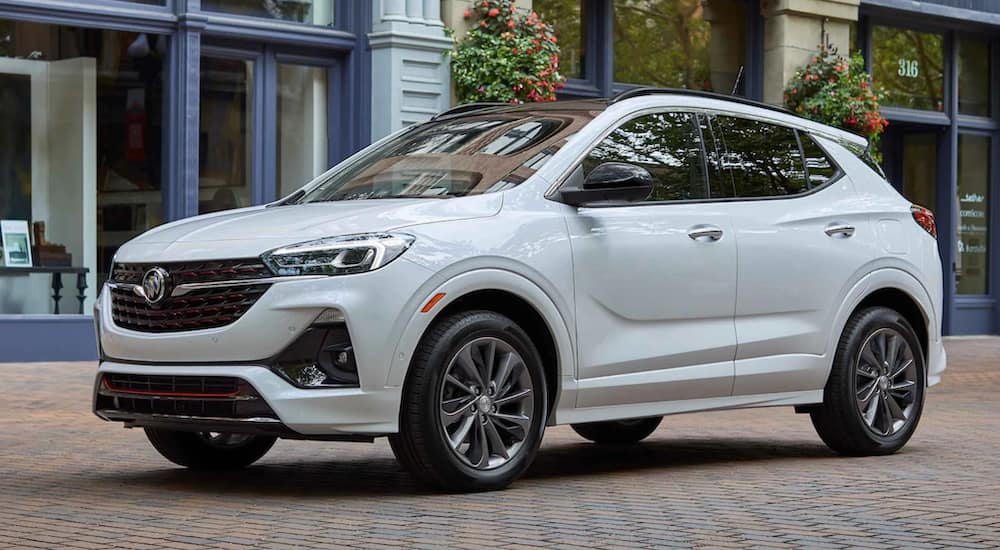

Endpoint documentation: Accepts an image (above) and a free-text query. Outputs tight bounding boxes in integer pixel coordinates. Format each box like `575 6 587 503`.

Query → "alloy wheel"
438 337 534 470
855 328 919 437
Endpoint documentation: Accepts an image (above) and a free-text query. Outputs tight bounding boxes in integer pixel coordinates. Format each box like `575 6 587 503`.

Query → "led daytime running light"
262 233 415 276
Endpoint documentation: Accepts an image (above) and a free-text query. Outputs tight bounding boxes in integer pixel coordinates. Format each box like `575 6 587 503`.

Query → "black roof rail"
609 87 798 118
431 102 511 120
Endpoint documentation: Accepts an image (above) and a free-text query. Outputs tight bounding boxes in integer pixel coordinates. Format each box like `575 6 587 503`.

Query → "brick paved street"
1 339 998 549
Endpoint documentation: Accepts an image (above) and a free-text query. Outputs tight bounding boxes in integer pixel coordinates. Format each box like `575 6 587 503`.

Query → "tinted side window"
713 116 808 197
842 140 886 178
584 112 708 202
800 133 837 187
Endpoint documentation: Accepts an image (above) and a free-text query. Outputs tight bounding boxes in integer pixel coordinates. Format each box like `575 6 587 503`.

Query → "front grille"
110 259 272 333
96 374 278 419
112 259 272 285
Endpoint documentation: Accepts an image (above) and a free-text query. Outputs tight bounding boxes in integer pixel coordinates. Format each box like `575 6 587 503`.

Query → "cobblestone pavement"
2 338 999 549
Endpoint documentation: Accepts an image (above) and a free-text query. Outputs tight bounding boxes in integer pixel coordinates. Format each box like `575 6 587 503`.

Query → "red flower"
488 8 500 16
463 9 471 18
508 20 515 28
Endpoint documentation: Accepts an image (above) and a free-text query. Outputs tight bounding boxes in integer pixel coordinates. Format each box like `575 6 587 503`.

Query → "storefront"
0 1 453 361
859 0 999 334
531 0 764 101
531 0 998 336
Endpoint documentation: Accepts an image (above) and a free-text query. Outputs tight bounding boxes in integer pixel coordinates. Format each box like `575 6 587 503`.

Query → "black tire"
389 310 548 492
810 306 926 456
571 416 663 445
144 429 276 469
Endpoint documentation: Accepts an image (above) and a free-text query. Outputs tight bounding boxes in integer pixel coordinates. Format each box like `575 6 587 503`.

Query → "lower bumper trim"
96 409 376 442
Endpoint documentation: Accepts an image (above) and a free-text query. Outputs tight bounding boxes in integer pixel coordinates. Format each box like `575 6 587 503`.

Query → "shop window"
199 57 253 214
871 26 945 111
900 133 937 215
710 116 807 198
202 0 335 26
277 64 329 199
611 0 747 94
532 0 586 79
956 135 990 295
584 112 708 202
958 38 991 118
0 20 165 312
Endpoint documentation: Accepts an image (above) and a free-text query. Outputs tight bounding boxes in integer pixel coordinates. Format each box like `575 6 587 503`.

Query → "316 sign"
898 58 920 78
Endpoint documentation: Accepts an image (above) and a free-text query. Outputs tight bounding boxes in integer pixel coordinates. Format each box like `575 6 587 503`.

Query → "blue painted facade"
859 0 1000 336
0 0 996 362
0 0 377 362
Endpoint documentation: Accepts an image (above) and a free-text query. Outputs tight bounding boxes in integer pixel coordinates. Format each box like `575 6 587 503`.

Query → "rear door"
702 114 877 396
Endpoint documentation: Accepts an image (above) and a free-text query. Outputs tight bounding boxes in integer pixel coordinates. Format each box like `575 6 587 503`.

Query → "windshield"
293 106 601 203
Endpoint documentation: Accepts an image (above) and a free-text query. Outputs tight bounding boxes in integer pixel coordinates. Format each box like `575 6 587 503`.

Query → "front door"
564 111 737 409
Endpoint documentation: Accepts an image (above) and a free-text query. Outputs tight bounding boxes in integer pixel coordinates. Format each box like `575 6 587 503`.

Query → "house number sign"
898 59 920 78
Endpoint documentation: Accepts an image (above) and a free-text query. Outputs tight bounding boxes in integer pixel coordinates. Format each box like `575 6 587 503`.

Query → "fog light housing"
272 316 359 388
282 364 330 388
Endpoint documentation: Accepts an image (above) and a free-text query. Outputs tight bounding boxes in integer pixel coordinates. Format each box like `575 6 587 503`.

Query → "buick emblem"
140 267 171 305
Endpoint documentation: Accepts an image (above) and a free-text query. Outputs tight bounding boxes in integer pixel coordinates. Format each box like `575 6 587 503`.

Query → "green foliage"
451 0 565 104
611 0 713 89
785 45 889 151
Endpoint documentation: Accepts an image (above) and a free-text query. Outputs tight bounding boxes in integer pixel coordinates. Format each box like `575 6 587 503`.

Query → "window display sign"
956 135 991 295
871 26 945 111
1 219 32 267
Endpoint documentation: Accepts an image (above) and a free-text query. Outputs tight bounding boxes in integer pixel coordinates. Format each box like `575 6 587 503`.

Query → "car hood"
115 195 502 262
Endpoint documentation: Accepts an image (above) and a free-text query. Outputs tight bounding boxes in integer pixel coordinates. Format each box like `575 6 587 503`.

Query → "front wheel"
810 306 926 456
390 310 548 492
144 429 276 469
571 417 663 445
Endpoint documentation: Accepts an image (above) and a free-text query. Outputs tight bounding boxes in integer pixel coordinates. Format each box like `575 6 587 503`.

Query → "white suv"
94 89 946 491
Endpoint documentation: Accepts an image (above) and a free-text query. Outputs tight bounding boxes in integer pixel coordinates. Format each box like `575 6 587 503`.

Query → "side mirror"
559 162 654 206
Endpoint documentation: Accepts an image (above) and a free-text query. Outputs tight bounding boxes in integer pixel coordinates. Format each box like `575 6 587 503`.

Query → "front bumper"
94 257 437 435
94 361 402 435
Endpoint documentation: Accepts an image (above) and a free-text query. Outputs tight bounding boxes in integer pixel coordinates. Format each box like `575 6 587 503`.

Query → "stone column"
761 0 860 105
369 0 454 139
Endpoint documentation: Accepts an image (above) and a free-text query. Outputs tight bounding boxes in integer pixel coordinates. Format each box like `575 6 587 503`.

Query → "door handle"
688 225 724 242
825 224 856 238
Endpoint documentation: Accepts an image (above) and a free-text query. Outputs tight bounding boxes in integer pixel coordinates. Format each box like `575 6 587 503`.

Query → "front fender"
385 268 578 423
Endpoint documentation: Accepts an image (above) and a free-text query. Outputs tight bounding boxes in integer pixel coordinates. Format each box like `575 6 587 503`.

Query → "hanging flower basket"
450 0 566 104
785 45 889 153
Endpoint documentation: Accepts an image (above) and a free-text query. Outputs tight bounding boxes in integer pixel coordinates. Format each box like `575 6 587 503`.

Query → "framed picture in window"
1 219 33 267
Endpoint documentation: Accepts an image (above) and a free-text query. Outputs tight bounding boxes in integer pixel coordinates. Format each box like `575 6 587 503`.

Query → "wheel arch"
854 287 929 364
823 269 936 388
387 269 577 423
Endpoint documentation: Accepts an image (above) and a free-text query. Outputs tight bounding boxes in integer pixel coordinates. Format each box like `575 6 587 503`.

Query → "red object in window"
911 205 937 239
125 89 146 162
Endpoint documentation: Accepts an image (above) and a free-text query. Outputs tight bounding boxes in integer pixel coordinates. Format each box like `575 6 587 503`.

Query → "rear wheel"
571 417 663 445
810 307 925 456
390 310 547 492
144 429 276 469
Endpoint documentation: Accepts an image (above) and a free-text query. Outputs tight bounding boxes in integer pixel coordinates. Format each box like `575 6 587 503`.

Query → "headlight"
261 233 415 276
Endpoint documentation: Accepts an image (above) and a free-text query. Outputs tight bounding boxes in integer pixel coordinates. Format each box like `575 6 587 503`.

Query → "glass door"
199 55 256 214
956 134 991 297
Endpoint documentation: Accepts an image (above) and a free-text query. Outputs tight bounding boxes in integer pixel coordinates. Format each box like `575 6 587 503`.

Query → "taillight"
911 205 937 238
